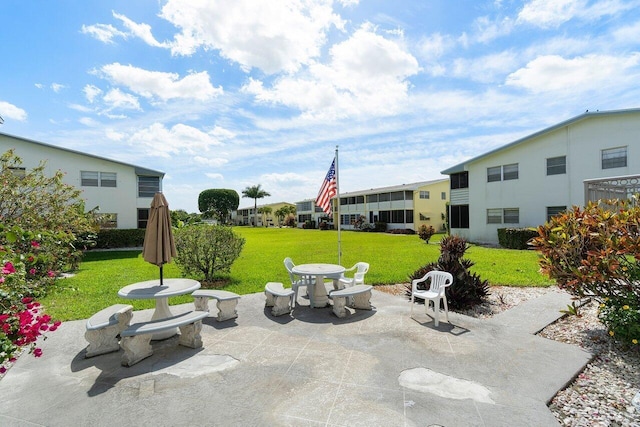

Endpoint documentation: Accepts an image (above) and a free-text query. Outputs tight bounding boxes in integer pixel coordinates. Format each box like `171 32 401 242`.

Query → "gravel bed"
377 284 640 426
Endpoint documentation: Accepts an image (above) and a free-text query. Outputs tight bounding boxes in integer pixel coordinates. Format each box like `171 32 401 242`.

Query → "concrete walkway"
0 287 592 426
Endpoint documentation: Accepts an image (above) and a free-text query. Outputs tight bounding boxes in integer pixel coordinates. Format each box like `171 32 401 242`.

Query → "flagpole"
335 145 341 265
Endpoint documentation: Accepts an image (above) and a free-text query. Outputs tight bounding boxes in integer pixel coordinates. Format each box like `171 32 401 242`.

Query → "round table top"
292 263 345 276
118 278 201 299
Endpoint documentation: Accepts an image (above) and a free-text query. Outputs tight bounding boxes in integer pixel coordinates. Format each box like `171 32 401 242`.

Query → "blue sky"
2 0 640 213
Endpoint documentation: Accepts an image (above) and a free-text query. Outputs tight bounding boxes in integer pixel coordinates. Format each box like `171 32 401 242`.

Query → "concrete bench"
328 284 373 318
192 289 241 322
84 304 133 358
264 282 294 316
119 310 209 367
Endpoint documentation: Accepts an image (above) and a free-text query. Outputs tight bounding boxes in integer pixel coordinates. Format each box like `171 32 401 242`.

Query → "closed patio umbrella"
142 192 177 286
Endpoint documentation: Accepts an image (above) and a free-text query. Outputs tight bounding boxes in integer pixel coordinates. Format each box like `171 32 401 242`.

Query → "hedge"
95 229 146 249
497 227 539 250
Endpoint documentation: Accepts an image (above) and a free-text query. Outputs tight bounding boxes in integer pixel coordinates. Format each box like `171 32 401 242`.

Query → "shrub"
173 225 245 283
406 235 490 310
598 292 640 348
530 199 640 301
283 214 296 227
418 225 435 243
373 222 387 232
388 229 415 235
95 229 146 249
318 221 329 230
497 227 538 249
303 220 316 229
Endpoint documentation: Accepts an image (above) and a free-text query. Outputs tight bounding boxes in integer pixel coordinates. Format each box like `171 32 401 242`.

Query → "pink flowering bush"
1 227 61 370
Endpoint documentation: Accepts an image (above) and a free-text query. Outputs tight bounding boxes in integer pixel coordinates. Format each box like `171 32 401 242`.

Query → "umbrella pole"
160 264 163 286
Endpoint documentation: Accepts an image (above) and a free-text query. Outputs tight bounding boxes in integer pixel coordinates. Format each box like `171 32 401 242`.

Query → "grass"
40 227 553 321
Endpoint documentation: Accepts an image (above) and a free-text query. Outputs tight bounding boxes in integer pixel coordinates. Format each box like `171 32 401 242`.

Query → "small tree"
417 225 435 243
258 206 272 226
173 225 245 283
242 185 270 226
198 189 239 223
406 235 490 310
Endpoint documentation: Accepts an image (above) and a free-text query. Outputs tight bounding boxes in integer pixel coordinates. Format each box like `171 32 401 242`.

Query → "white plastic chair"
338 262 369 289
410 271 454 326
283 257 314 306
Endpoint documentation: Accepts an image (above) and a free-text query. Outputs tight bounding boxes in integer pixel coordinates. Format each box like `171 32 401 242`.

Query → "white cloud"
83 85 103 103
0 101 27 121
129 123 224 158
81 23 127 44
159 0 344 74
34 83 44 89
194 156 228 167
204 172 224 180
99 63 223 101
472 15 515 43
103 88 141 111
517 0 636 28
243 24 419 118
505 53 640 93
105 130 125 141
79 117 100 127
452 51 519 83
51 83 66 93
112 12 168 48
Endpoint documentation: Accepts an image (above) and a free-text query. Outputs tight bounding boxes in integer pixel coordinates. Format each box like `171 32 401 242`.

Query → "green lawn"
41 227 553 321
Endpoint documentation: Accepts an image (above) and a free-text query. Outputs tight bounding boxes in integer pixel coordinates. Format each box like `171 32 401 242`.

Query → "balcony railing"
584 174 640 204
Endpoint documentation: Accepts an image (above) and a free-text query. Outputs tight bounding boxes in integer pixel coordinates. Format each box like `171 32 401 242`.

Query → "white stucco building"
1 132 164 229
441 108 640 244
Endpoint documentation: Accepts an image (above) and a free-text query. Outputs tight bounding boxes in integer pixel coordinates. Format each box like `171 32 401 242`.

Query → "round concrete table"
118 278 201 340
291 264 345 308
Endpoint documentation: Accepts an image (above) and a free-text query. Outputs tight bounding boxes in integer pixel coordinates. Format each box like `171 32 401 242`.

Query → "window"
81 171 117 187
546 206 566 222
9 167 26 178
487 208 519 224
367 194 378 203
390 192 404 201
100 172 117 187
137 209 149 229
405 210 414 223
503 164 518 180
487 166 501 182
81 171 99 187
602 147 627 169
503 208 519 224
356 196 364 204
451 172 469 189
378 210 390 223
487 209 502 224
441 192 446 200
138 176 160 197
298 214 312 223
546 156 566 175
378 193 390 202
391 210 404 223
419 191 430 199
97 213 117 229
419 213 430 221
314 205 325 213
488 164 519 182
297 201 312 211
450 205 469 229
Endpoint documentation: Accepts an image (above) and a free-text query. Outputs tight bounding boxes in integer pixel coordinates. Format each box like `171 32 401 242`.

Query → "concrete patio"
0 286 592 426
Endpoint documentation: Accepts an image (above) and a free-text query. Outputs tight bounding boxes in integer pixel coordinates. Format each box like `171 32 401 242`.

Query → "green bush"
373 222 387 232
497 228 538 249
95 229 146 248
303 220 316 229
173 225 245 283
598 293 640 348
406 235 490 310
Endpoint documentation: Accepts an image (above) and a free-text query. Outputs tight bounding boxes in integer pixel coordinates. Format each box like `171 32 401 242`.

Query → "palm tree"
257 206 272 227
242 184 271 226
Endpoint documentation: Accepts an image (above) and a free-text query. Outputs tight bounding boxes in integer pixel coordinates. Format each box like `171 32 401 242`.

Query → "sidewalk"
0 287 591 426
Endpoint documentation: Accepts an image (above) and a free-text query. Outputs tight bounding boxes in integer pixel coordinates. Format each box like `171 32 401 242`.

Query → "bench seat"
328 284 373 318
264 282 294 316
120 311 209 367
192 289 241 322
85 304 133 358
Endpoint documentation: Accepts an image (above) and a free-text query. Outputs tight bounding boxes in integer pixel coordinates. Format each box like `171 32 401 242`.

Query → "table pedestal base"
151 298 179 340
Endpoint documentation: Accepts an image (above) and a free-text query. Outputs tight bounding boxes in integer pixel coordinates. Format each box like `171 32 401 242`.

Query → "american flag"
316 158 337 215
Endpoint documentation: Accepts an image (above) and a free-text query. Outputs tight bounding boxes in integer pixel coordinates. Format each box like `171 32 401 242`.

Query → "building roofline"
440 108 640 175
0 131 165 176
338 178 449 197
